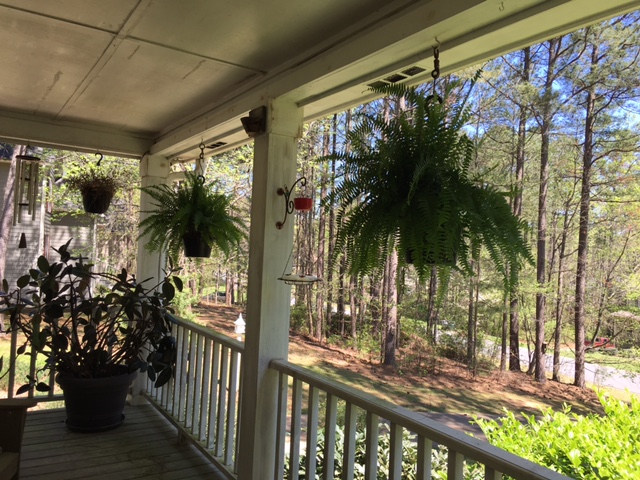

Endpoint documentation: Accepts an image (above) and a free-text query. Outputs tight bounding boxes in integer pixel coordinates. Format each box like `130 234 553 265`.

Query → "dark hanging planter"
80 185 115 214
56 368 137 432
405 247 457 268
182 231 212 258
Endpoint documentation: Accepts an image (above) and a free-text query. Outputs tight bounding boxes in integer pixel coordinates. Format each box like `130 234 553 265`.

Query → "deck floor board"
20 404 229 479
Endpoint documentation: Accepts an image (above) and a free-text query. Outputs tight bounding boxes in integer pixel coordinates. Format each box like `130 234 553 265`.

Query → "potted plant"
139 170 246 261
65 157 120 214
0 240 182 432
325 81 533 290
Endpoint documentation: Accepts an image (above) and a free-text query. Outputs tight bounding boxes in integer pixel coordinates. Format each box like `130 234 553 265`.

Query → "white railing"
144 316 243 479
270 359 571 480
2 324 62 403
5 317 573 480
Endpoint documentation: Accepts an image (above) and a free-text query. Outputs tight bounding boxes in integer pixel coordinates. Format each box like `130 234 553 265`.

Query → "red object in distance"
294 197 313 211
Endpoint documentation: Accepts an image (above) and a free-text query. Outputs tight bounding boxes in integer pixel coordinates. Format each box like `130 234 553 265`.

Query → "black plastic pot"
183 232 212 258
80 186 115 214
56 369 137 432
405 247 457 267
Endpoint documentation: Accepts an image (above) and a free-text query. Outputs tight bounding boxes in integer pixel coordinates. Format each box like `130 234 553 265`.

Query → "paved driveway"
518 349 640 395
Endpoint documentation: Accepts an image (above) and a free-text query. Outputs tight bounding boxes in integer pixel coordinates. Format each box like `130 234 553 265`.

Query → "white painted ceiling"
0 0 637 161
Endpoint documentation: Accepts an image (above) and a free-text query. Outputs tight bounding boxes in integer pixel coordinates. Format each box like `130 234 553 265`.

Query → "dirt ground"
193 302 603 419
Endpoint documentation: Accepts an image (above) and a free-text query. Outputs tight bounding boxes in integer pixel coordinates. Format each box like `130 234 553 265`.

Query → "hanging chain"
431 45 440 98
197 142 206 181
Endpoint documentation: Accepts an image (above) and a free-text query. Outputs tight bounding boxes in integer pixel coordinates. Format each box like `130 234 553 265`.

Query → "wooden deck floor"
20 404 229 480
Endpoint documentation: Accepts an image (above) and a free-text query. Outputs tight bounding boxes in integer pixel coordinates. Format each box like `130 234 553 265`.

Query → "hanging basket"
183 231 212 258
80 185 115 214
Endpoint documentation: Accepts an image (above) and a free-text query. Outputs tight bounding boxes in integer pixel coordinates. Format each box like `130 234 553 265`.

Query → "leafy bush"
290 305 309 334
285 423 483 479
475 393 640 479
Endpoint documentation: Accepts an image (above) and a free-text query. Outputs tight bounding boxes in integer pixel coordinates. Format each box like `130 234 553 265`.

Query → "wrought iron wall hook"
276 176 307 229
95 151 104 166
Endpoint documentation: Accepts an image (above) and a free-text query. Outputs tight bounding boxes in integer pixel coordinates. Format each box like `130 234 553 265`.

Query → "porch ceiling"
0 0 637 161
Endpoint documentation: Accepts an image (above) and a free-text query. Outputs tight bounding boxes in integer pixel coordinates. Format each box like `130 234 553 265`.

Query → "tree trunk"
325 131 337 335
500 304 508 371
349 275 357 338
534 38 559 384
383 249 398 366
467 260 476 365
574 56 597 388
426 267 438 341
509 47 530 372
552 188 575 380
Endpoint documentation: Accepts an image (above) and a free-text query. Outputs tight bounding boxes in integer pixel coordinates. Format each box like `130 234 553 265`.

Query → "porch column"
132 153 170 404
237 99 303 479
136 154 170 286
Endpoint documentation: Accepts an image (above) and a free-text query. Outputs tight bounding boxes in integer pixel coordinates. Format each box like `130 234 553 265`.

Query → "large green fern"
324 82 533 292
139 171 246 262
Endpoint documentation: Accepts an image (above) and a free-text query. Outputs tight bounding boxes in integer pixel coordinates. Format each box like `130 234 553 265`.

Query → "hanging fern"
138 170 246 262
323 81 533 294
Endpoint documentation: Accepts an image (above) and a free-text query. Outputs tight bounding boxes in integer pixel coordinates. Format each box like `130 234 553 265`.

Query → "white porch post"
131 153 170 404
237 99 303 479
136 154 170 286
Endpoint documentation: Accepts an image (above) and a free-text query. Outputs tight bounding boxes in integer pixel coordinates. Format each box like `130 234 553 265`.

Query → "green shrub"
172 289 198 321
290 305 309 334
285 423 483 479
475 393 640 479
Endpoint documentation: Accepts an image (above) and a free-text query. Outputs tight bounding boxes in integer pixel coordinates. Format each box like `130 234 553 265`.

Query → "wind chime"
13 148 41 249
13 149 41 224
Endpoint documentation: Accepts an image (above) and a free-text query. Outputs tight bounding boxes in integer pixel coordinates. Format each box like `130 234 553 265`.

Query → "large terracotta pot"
56 369 137 432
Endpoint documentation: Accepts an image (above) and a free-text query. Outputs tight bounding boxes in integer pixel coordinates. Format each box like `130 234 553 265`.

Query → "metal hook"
276 176 307 229
95 151 104 166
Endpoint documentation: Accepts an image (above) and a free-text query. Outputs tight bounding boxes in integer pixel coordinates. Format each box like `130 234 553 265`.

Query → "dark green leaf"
35 382 50 392
172 276 183 292
154 367 172 388
16 384 32 395
37 256 50 273
162 282 175 302
17 275 30 289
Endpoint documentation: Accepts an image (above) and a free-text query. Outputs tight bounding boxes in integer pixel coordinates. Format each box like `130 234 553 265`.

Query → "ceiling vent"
206 141 227 149
366 65 427 89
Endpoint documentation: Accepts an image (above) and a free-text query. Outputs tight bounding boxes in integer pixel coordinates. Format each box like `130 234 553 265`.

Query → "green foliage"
171 288 198 321
285 423 483 479
323 81 533 295
139 170 246 262
290 305 309 334
476 393 640 479
64 155 124 199
0 240 183 392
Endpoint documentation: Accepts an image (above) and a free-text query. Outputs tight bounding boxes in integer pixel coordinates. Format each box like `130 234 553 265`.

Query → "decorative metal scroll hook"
276 176 307 229
95 151 104 166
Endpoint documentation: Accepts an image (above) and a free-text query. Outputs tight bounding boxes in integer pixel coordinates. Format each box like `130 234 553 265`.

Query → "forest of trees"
2 13 639 390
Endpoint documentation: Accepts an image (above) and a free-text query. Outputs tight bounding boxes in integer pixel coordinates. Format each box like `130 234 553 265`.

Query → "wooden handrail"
270 358 571 480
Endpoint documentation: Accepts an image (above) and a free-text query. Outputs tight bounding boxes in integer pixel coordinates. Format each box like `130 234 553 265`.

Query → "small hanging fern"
138 170 246 262
323 80 533 294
